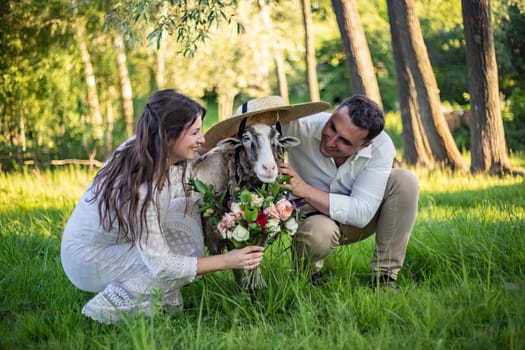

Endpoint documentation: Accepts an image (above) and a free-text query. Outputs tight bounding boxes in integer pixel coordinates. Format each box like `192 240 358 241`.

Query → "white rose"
284 217 299 235
251 194 264 208
230 202 242 215
225 230 234 240
266 219 281 235
231 224 250 242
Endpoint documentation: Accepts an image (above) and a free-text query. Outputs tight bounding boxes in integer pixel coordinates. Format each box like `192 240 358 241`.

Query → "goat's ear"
278 136 301 148
217 137 243 150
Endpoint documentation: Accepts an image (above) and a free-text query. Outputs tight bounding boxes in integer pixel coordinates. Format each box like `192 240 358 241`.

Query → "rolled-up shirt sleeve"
329 141 395 227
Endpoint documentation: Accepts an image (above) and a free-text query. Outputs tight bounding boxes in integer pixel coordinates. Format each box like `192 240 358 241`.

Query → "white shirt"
283 112 396 227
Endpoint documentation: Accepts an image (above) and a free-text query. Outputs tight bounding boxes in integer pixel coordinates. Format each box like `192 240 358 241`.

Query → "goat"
192 121 300 257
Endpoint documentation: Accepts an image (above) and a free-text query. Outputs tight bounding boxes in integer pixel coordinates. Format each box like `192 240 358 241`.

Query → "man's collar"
314 127 323 141
357 143 373 158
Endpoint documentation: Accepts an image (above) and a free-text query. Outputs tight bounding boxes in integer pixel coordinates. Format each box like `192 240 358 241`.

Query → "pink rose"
275 199 293 220
217 212 236 238
265 203 281 220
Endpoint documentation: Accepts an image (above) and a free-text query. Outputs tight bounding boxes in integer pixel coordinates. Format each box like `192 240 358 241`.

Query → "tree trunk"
217 88 237 122
274 50 289 104
462 0 517 175
13 106 27 164
105 87 115 156
18 108 26 153
256 0 273 95
301 0 320 101
331 0 383 109
114 34 135 138
391 0 467 171
76 18 104 145
156 1 169 90
387 0 433 166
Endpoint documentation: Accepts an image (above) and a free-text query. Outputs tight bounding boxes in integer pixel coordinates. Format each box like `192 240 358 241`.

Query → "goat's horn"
238 117 247 137
275 121 282 135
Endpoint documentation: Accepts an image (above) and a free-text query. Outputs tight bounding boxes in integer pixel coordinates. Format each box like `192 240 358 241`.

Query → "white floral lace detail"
121 271 156 296
163 197 204 257
81 282 152 324
101 283 135 306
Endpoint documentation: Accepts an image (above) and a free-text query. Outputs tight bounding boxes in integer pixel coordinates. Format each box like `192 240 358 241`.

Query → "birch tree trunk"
114 34 135 138
331 0 383 109
75 17 104 146
105 87 115 156
156 1 169 90
217 88 237 122
275 49 290 104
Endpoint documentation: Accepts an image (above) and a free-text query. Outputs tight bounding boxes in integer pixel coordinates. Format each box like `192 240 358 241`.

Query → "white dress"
60 165 204 308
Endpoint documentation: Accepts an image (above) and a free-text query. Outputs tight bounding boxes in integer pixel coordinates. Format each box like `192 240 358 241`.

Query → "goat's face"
217 123 300 183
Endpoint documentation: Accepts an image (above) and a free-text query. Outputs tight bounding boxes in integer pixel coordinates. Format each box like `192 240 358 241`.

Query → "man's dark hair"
336 95 384 141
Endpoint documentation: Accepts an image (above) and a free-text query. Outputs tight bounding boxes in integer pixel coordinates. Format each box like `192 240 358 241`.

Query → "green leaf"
217 190 227 206
240 189 252 203
192 178 210 194
271 182 280 196
244 208 257 222
278 174 293 184
248 222 261 233
263 196 274 208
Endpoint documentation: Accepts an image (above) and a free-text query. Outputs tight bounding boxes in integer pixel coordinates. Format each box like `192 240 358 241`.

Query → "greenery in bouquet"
190 175 300 289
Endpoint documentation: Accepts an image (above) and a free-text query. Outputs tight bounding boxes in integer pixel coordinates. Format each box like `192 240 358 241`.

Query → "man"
202 94 418 289
279 95 419 289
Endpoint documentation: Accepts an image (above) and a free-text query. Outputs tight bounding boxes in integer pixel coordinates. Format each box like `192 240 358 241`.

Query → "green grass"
1 162 524 349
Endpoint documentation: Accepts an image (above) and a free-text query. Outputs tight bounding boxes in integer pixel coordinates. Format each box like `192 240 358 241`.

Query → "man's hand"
279 162 330 216
279 163 309 198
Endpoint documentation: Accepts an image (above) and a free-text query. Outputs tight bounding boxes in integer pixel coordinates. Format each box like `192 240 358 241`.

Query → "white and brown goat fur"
192 121 300 255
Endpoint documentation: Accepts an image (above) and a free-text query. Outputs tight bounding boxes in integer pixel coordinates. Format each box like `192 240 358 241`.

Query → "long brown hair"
89 89 206 245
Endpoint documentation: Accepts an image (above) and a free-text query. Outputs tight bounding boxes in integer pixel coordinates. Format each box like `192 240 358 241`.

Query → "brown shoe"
310 271 327 286
372 274 398 292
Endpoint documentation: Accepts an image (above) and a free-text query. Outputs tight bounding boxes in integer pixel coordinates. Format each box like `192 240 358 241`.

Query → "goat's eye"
242 135 251 143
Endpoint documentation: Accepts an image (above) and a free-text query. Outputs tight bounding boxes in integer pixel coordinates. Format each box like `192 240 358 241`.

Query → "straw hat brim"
203 101 330 149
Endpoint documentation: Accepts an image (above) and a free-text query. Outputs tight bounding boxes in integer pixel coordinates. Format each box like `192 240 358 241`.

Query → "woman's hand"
224 245 264 270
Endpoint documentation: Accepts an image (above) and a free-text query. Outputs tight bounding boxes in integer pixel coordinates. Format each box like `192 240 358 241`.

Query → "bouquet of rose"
191 175 299 289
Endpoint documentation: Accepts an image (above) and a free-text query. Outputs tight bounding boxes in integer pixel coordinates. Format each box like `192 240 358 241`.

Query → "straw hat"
204 96 330 149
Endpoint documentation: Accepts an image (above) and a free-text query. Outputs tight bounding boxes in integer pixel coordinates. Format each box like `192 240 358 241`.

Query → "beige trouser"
292 168 419 280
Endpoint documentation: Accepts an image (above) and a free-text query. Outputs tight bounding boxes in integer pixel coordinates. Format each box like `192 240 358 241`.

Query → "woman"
61 89 264 324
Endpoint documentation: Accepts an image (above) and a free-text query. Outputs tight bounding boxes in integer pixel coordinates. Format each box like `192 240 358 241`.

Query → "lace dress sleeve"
136 178 204 289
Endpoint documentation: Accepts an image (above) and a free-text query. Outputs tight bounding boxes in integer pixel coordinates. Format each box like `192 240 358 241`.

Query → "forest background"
1 0 524 173
2 2 525 347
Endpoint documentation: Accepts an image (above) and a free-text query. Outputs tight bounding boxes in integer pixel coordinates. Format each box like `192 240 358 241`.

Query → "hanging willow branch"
105 0 238 56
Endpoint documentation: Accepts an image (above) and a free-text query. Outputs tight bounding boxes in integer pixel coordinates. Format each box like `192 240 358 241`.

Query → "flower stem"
242 267 267 290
